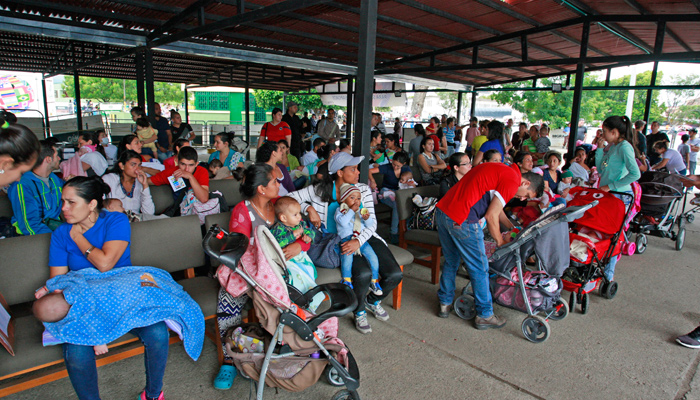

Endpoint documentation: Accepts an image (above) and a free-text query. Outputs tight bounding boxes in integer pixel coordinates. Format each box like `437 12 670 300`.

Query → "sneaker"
341 279 354 289
138 391 165 400
438 303 451 318
369 281 383 296
354 312 372 334
677 326 700 348
366 301 389 321
474 314 507 330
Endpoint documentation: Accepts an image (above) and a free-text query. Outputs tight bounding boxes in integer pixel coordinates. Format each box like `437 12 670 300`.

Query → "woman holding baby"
36 176 169 400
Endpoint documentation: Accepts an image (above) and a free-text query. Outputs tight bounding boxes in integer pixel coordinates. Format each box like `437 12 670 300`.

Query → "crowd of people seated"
4 106 700 399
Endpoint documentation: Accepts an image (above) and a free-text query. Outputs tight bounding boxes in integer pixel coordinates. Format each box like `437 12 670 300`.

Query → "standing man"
688 128 700 176
316 108 341 142
435 162 544 328
372 113 387 135
634 120 647 157
283 101 304 159
646 121 670 166
393 117 403 136
8 140 63 235
301 112 312 136
152 103 173 162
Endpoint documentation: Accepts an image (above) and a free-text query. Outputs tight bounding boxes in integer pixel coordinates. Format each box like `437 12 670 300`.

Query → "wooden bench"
396 185 442 284
0 215 224 397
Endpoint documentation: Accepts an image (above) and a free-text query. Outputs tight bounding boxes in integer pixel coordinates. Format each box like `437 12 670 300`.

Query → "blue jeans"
436 209 493 318
63 322 170 400
293 176 307 190
603 191 633 281
157 150 173 163
379 193 399 235
142 147 154 157
338 236 379 281
690 161 697 176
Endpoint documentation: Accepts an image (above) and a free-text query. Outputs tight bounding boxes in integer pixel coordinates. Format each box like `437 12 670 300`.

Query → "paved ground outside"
6 200 700 400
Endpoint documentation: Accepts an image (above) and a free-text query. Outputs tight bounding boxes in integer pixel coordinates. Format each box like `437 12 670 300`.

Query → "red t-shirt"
150 165 210 188
437 163 521 225
163 156 176 169
260 121 292 143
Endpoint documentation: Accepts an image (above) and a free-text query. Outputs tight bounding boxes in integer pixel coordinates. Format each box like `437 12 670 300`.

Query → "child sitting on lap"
335 183 382 295
270 197 321 308
557 170 576 201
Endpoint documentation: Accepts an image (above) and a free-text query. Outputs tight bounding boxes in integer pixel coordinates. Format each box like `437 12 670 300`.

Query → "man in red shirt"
148 146 209 203
436 162 543 329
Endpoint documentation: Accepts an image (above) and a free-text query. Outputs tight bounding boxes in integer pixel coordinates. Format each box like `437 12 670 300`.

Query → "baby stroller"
562 188 634 314
631 171 688 252
203 224 361 400
453 203 595 343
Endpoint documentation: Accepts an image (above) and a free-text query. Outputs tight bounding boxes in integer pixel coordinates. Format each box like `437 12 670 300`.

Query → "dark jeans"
293 175 308 190
350 236 403 314
63 322 169 400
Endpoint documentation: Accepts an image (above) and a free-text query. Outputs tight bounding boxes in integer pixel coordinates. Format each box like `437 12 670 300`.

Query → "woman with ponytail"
0 111 40 187
592 115 641 283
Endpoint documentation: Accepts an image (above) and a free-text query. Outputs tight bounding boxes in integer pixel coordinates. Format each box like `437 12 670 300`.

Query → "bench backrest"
204 211 232 233
130 215 205 273
0 233 52 305
0 195 13 219
208 179 242 208
150 185 175 215
395 185 440 221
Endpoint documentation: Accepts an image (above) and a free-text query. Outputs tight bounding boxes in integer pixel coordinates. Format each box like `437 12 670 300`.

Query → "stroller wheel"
331 389 358 400
675 228 686 251
602 281 618 299
569 292 577 313
621 242 636 256
453 295 476 320
687 214 695 224
580 293 590 314
326 365 345 387
461 282 473 297
521 316 550 343
635 234 647 254
548 298 569 321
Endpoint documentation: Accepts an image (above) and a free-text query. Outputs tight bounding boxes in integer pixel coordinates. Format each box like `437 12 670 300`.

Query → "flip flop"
213 365 237 390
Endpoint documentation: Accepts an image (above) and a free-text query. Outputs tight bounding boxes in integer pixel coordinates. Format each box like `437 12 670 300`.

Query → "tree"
489 71 666 128
62 76 185 105
437 91 458 115
252 89 325 113
410 85 429 118
662 74 699 126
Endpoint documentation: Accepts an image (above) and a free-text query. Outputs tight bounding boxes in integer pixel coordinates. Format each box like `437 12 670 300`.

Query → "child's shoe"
341 278 354 289
138 391 165 400
369 280 383 296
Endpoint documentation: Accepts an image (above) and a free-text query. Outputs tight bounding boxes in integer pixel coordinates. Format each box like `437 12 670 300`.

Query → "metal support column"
184 86 189 123
470 91 477 118
74 71 82 132
135 51 145 109
245 66 251 155
41 79 51 138
345 76 353 141
352 0 378 181
644 62 659 124
145 49 156 123
456 91 463 123
568 21 590 162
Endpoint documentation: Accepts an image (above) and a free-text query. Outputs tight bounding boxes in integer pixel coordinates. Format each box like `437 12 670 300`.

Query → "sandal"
137 391 164 400
213 364 237 390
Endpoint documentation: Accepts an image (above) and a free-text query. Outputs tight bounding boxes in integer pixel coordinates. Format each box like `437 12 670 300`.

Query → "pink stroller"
204 224 361 400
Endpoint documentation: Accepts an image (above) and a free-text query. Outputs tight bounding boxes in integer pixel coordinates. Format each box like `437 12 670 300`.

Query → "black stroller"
453 203 595 343
203 225 361 400
631 171 688 252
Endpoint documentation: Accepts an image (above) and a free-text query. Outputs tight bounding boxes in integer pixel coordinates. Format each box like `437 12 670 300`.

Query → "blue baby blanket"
42 266 205 360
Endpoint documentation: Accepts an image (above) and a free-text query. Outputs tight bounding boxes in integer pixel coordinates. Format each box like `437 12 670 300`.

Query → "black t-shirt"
283 113 304 157
171 123 193 142
646 131 670 165
576 126 587 141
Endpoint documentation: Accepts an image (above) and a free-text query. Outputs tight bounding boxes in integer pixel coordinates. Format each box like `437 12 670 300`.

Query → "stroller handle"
202 224 249 273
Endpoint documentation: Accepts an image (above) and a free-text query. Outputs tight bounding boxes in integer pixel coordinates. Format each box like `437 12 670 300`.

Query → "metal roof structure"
1 0 699 90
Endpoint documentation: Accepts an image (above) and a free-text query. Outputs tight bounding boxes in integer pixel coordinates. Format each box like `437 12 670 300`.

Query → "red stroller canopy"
567 187 625 235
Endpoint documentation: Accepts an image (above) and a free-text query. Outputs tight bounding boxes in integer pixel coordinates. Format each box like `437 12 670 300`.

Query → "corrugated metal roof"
0 0 698 89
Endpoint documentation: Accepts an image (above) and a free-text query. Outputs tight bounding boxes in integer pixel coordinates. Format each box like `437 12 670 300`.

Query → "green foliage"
663 74 700 126
61 76 184 104
252 89 324 112
490 71 666 128
437 91 458 115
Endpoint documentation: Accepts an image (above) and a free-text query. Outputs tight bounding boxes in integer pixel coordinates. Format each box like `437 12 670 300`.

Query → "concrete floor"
6 208 700 400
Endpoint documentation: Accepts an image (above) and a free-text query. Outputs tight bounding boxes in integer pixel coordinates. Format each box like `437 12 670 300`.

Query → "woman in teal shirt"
593 115 641 283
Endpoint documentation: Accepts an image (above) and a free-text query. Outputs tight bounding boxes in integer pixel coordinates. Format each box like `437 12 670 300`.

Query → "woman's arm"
472 151 484 166
434 155 447 169
49 266 69 279
368 166 380 190
609 144 641 190
417 154 430 173
652 158 668 170
70 225 128 272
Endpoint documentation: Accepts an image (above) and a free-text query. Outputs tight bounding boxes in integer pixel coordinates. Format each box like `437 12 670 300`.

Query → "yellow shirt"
136 126 157 151
471 135 488 155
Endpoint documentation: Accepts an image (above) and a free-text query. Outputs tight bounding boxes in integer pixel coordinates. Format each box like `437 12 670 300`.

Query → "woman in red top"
257 107 291 149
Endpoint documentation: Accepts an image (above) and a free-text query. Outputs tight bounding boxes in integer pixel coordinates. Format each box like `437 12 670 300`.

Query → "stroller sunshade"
567 187 625 235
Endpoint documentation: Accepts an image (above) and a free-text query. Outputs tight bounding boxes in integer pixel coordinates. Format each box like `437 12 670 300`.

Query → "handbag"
306 224 341 269
408 194 438 231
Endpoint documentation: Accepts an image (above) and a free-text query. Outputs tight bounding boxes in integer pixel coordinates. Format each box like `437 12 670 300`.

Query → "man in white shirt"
688 128 700 176
301 138 326 166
